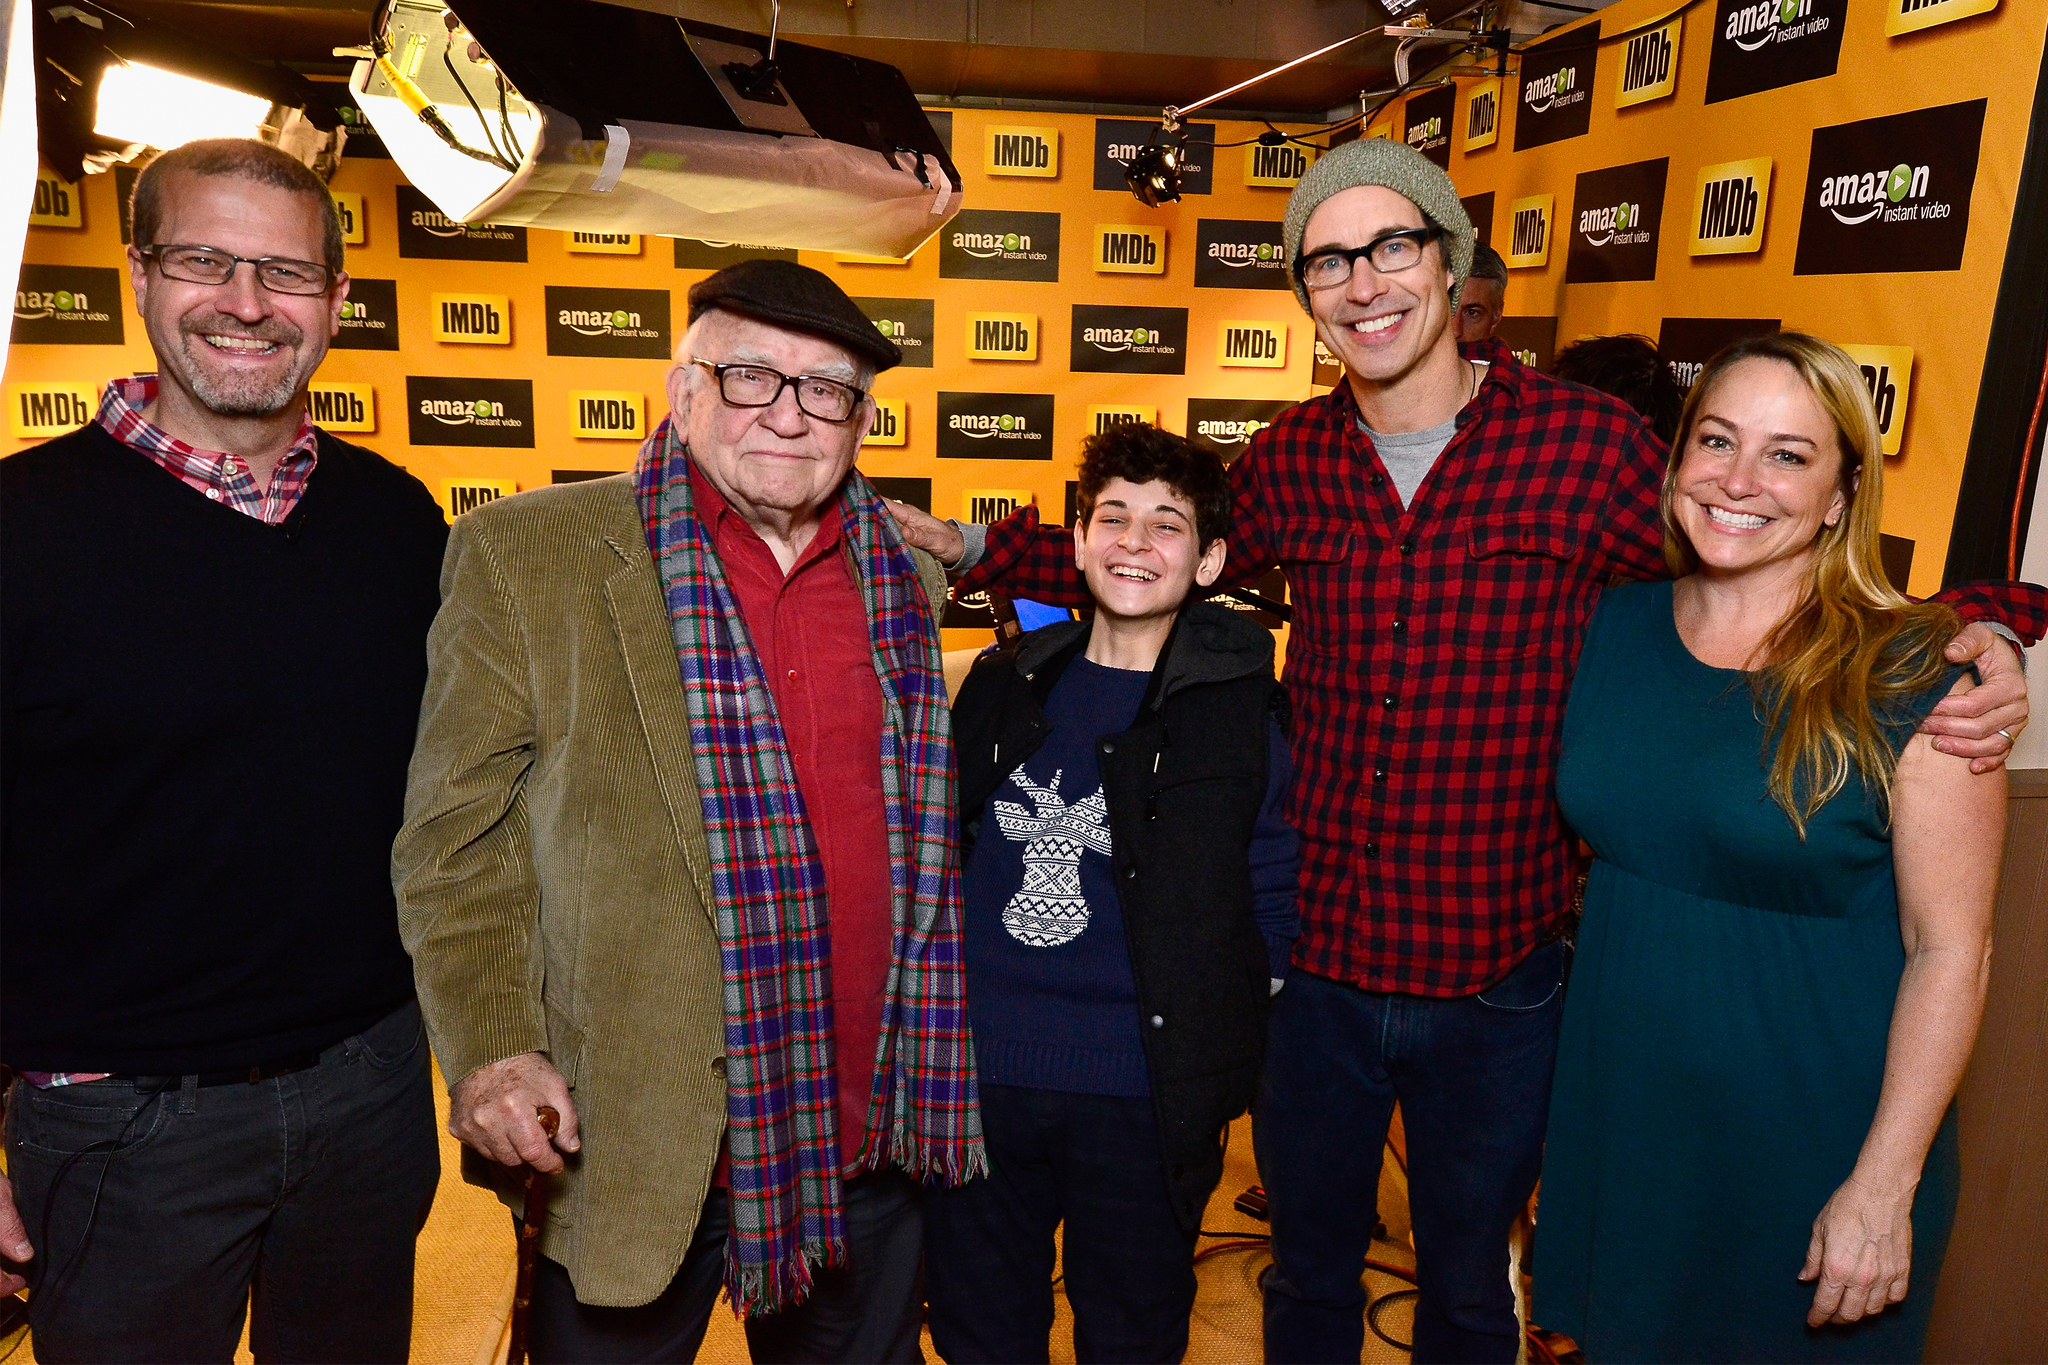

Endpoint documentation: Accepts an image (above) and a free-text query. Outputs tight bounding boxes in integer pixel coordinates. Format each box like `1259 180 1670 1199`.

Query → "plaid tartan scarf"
635 418 982 1316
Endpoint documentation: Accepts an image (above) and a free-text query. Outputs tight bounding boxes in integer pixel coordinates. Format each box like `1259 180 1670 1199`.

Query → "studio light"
1124 127 1186 207
92 62 274 150
348 0 962 260
34 5 342 182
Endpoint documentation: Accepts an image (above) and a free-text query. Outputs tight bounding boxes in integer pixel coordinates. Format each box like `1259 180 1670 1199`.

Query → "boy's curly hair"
1075 423 1231 548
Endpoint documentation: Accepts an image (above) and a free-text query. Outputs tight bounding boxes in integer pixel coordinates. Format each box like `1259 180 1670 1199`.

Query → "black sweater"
1 422 448 1074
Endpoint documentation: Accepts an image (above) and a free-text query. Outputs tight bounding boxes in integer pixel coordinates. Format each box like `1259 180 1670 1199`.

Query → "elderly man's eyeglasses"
690 358 867 424
140 245 336 296
1297 227 1446 291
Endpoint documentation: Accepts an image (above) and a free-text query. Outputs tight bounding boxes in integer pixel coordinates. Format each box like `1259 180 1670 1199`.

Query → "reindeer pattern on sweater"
991 767 1112 947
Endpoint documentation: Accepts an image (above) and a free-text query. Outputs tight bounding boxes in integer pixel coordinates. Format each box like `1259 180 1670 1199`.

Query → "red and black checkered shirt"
959 348 2045 997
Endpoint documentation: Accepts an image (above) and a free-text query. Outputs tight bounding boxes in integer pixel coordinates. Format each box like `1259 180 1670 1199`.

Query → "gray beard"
170 325 312 417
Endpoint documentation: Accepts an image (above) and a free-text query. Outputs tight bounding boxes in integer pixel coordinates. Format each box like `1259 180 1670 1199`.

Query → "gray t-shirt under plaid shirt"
1361 414 1458 511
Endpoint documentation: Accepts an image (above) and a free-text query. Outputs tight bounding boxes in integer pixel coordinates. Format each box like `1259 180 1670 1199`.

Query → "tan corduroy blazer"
391 473 949 1308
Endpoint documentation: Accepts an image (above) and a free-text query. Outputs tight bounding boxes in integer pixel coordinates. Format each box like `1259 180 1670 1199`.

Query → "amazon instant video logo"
940 211 1060 282
1193 220 1289 290
406 377 534 448
1705 0 1846 104
1793 100 1983 276
544 286 670 358
11 265 122 345
936 392 1055 459
1071 305 1188 375
396 186 526 261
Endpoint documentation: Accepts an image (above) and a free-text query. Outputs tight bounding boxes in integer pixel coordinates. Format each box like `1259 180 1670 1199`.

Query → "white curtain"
0 0 41 381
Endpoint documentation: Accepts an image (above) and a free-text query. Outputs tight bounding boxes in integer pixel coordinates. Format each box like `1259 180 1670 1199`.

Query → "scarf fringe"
726 1237 849 1320
889 1118 989 1185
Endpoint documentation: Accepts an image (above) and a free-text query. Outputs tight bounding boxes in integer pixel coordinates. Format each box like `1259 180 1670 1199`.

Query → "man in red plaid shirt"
888 138 2039 1363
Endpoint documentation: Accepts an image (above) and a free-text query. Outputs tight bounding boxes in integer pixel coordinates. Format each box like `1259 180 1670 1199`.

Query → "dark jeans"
923 1085 1200 1365
1255 941 1566 1365
531 1168 925 1365
3 1000 440 1364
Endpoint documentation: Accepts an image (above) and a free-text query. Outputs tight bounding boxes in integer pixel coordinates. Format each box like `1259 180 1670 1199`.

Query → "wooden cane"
505 1106 561 1365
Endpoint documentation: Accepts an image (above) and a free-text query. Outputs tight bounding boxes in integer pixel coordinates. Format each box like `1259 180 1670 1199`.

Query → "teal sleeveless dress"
1541 580 1962 1364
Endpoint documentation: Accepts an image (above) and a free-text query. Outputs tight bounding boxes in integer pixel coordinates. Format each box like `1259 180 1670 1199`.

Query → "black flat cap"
686 259 902 373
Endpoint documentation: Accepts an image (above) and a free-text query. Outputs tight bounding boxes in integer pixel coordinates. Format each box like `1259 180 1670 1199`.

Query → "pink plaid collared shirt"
17 377 322 1089
95 374 320 526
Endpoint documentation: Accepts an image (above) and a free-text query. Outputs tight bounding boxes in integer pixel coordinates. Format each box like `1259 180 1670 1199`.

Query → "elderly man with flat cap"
394 260 982 1364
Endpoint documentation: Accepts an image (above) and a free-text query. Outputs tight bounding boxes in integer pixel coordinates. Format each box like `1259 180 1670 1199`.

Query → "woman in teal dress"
1541 333 2006 1363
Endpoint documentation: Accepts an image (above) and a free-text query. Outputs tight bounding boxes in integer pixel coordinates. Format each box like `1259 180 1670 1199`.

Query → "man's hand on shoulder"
882 499 966 567
450 1051 580 1173
1922 622 2029 774
0 1173 30 1295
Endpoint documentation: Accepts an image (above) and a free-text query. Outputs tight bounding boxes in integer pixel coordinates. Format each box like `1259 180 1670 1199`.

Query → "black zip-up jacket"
953 600 1298 1229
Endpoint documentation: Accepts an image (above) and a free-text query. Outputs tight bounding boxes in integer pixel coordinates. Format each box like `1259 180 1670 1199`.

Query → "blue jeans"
1255 941 1566 1365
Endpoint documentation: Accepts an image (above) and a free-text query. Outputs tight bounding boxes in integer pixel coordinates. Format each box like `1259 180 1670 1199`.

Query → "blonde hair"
1660 333 1957 837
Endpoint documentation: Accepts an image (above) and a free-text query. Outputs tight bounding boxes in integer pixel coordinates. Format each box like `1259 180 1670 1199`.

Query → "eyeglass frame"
688 357 870 425
137 244 339 297
1296 226 1448 291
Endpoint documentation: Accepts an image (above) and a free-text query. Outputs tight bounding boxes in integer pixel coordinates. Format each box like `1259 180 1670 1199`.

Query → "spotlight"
1124 126 1185 207
92 62 273 150
349 0 962 259
33 5 341 181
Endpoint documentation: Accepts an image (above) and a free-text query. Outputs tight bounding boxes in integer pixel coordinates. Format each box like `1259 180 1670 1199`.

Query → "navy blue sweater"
962 653 1299 1097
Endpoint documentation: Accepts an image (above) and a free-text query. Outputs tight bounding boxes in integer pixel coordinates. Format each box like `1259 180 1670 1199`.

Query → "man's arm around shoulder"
391 511 579 1169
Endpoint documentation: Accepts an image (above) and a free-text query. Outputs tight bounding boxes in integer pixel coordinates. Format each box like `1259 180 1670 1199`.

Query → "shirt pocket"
1455 513 1582 662
1268 519 1352 658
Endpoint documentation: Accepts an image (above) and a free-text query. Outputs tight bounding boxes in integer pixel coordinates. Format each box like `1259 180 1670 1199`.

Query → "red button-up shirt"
692 463 894 1171
961 347 2045 997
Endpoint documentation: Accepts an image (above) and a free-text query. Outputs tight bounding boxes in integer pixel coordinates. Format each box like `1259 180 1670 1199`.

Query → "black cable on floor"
1367 1287 1420 1352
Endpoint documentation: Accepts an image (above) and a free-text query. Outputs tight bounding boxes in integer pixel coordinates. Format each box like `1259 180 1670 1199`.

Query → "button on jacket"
957 347 2045 997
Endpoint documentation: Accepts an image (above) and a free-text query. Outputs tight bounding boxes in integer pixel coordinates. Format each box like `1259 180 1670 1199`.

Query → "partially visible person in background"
0 139 445 1363
1551 333 1687 446
1542 333 2005 1362
1453 243 1507 345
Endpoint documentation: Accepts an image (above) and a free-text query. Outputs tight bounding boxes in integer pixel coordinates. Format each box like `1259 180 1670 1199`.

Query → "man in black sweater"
0 140 446 1362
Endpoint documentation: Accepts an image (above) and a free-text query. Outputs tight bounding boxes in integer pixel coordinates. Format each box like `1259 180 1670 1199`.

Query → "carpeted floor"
6 1064 1425 1364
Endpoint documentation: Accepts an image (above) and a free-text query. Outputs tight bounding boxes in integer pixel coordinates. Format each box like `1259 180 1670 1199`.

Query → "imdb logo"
966 313 1038 361
432 293 511 345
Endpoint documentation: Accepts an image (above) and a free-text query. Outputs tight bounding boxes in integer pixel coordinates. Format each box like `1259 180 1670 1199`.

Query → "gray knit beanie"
1282 137 1475 314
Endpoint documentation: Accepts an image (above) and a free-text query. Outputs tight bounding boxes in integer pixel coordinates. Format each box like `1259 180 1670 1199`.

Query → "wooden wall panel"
1926 772 2048 1362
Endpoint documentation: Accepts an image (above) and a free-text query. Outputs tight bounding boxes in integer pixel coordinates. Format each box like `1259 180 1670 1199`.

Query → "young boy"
926 423 1299 1363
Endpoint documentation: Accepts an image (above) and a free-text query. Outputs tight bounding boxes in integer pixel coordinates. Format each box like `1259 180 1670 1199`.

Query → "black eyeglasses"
690 358 867 424
1297 227 1446 290
140 245 336 296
